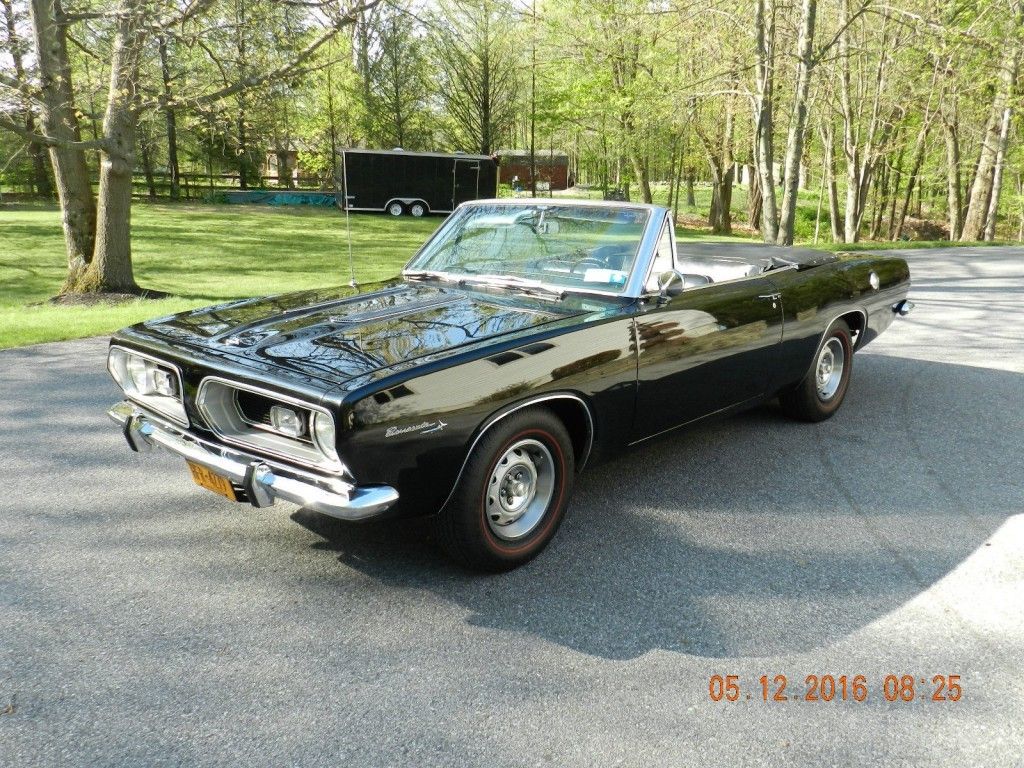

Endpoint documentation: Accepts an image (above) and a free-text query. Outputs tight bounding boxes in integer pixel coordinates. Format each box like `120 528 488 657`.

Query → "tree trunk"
840 82 860 241
942 114 962 240
694 98 734 234
672 150 685 223
3 0 53 197
237 107 249 189
705 157 734 235
818 121 842 242
748 168 763 231
140 131 157 200
869 161 887 240
685 170 695 206
666 135 679 212
983 102 1013 241
1017 173 1024 241
158 35 180 200
837 0 888 243
714 174 733 235
777 0 817 245
73 6 144 294
753 0 779 243
629 150 653 204
29 135 52 197
892 124 928 240
235 0 250 189
28 0 96 289
961 5 1022 240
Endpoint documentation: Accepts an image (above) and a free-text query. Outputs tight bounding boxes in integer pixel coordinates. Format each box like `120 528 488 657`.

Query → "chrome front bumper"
108 401 398 521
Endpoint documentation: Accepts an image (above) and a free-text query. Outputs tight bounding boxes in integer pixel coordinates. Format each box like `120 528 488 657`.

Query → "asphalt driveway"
1 247 1022 766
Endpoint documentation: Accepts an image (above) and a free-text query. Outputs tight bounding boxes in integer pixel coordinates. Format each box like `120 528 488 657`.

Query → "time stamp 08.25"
708 674 963 703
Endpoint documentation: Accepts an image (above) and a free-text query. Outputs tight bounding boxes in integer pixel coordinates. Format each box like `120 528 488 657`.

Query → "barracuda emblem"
386 420 447 438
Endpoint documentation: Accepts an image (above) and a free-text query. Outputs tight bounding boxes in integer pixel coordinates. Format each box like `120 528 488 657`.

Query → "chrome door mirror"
657 270 685 302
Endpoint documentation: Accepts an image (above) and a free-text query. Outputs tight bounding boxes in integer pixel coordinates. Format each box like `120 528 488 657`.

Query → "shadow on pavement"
291 353 1023 660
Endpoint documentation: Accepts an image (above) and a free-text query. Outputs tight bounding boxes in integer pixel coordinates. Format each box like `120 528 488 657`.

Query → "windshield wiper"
459 274 566 300
403 270 453 283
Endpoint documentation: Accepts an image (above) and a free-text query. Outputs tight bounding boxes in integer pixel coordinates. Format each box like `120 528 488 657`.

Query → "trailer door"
452 159 482 208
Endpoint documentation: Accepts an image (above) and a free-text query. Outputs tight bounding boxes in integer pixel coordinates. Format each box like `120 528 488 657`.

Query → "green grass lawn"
0 198 1006 349
0 203 439 348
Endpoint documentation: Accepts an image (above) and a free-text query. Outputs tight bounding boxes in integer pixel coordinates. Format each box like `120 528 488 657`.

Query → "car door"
630 226 783 442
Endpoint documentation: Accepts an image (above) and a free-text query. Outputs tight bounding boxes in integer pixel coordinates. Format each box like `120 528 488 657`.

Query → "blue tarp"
223 190 337 206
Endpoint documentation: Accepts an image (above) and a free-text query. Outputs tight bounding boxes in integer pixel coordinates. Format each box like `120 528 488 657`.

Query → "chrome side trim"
439 393 595 511
108 401 397 521
196 376 347 476
107 345 190 428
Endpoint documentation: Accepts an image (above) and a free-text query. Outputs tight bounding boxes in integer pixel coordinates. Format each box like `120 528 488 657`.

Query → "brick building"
497 150 572 191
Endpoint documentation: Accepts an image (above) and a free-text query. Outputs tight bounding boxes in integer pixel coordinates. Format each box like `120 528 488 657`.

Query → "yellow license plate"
187 461 238 502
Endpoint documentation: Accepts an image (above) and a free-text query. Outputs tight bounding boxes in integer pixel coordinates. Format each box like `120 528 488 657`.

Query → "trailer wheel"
387 201 405 216
409 201 427 217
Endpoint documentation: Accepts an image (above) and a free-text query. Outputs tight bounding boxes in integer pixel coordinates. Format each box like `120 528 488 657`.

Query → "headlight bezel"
196 377 347 476
107 345 189 427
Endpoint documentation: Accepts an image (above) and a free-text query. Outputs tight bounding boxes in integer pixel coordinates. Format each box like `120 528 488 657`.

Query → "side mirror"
657 270 685 302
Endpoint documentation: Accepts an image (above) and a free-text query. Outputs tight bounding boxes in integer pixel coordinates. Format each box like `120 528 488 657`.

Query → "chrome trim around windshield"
402 199 670 300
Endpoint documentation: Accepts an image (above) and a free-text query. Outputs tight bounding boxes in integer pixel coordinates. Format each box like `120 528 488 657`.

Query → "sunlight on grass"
0 202 438 348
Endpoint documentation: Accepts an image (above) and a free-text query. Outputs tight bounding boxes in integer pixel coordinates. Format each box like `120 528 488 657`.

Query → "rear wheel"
409 201 427 217
387 201 405 216
779 319 853 422
432 408 574 571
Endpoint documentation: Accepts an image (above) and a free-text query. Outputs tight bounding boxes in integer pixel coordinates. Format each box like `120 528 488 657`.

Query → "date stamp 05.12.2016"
708 674 962 703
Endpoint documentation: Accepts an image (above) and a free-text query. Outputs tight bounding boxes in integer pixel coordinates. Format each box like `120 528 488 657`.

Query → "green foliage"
428 0 520 153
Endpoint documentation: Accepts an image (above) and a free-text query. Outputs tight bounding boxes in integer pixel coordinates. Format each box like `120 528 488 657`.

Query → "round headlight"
311 411 339 464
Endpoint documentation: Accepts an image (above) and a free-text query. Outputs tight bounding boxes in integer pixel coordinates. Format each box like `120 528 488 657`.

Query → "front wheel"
779 319 853 422
387 201 405 216
432 408 575 571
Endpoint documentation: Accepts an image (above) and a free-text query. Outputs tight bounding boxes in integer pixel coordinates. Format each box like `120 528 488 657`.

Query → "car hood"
131 281 586 386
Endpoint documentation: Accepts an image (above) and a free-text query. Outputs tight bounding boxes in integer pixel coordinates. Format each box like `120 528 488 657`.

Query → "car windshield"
404 203 650 295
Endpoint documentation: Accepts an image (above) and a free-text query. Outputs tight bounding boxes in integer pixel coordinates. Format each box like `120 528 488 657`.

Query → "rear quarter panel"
765 254 910 391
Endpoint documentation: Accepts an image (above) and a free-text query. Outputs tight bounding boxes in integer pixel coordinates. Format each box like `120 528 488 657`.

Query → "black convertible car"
108 199 912 570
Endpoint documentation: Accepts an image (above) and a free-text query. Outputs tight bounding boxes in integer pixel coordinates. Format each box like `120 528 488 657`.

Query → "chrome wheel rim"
410 204 425 217
388 203 403 216
485 438 555 541
816 337 846 400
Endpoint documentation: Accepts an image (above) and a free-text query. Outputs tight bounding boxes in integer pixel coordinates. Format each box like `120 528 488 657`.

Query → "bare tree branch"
0 114 108 149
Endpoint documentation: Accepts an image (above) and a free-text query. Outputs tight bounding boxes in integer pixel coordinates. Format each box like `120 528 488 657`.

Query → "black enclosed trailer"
340 149 498 216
